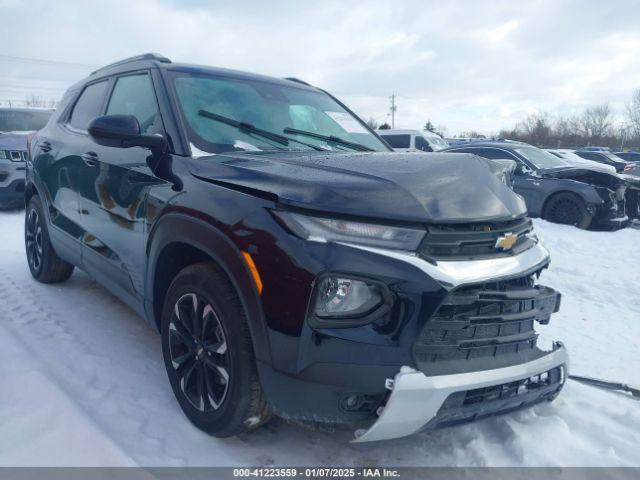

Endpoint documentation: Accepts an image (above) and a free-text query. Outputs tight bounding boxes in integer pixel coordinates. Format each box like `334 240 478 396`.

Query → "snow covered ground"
0 208 638 467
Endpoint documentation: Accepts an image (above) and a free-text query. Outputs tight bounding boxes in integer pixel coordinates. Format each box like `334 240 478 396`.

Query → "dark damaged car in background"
25 54 568 442
0 107 52 208
444 141 635 229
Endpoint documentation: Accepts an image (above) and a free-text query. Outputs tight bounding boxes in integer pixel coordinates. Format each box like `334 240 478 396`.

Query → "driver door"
79 72 168 304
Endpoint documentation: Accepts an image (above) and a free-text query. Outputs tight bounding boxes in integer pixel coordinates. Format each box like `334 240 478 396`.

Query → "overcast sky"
2 0 639 134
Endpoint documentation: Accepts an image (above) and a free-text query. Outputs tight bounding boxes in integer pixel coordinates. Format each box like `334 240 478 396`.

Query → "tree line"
497 89 640 150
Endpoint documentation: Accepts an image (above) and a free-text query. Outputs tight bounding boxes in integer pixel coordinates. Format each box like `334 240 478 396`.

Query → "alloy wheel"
549 198 581 225
169 293 231 412
26 209 43 271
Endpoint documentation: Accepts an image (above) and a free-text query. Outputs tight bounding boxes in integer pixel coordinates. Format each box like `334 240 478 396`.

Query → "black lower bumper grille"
426 366 565 430
413 276 561 375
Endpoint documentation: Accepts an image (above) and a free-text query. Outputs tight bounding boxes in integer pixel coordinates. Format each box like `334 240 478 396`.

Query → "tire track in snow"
0 268 176 466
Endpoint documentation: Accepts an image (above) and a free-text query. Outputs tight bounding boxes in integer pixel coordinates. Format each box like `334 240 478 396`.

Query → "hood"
0 132 29 151
538 166 626 189
188 151 527 224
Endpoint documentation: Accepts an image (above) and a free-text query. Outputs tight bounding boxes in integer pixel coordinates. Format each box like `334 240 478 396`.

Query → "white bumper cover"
353 342 569 443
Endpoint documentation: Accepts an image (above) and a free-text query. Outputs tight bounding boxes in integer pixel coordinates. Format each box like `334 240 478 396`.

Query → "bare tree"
365 117 379 130
626 89 640 138
579 104 613 141
24 95 56 108
516 112 552 146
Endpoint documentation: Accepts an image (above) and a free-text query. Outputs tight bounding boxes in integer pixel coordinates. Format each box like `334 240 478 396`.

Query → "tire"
25 195 74 283
161 262 271 437
543 192 592 229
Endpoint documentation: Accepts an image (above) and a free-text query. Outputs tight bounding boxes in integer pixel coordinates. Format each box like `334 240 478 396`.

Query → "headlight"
0 150 6 159
272 211 426 250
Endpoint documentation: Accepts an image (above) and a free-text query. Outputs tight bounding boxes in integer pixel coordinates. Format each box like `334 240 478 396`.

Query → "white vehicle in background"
377 129 449 152
546 148 617 175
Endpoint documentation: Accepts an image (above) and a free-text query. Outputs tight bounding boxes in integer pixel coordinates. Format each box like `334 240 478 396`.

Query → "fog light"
314 276 382 318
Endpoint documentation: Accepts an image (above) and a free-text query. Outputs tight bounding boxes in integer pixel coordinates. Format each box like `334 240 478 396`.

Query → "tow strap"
569 374 640 398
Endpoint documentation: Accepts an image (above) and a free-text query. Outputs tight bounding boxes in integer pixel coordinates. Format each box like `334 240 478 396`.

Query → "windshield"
552 150 586 162
602 152 626 162
0 109 51 133
171 73 389 155
422 132 449 150
515 146 567 169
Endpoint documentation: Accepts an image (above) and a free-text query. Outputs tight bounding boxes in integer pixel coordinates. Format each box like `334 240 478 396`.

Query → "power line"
0 54 96 69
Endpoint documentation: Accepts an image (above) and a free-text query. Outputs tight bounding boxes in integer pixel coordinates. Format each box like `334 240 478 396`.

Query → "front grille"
413 276 561 376
425 366 565 430
419 217 534 260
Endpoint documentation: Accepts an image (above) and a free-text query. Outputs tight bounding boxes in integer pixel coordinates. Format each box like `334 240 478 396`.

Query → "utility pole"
390 94 397 129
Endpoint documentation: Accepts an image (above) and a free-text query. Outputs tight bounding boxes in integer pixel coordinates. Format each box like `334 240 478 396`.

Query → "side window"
578 152 598 161
68 81 109 131
380 134 411 148
106 74 160 134
414 136 432 151
479 148 518 161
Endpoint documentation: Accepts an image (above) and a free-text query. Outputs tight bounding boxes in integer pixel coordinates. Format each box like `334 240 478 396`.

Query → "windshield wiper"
198 110 323 151
283 127 374 152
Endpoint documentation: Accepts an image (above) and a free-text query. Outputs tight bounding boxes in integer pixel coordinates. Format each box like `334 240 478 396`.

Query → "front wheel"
161 262 271 437
25 195 74 283
543 193 592 229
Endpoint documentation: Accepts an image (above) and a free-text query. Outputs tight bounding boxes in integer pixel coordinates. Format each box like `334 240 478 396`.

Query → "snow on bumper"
352 342 569 443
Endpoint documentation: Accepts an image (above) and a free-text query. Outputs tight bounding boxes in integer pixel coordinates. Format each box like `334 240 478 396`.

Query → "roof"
444 140 530 151
0 107 55 113
71 52 318 92
377 129 444 139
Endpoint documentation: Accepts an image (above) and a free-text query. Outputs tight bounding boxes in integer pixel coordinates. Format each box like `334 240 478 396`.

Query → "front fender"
541 179 605 211
145 212 272 365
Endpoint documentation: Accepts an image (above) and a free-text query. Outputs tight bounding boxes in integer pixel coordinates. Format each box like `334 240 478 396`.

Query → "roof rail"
284 77 311 86
91 53 171 75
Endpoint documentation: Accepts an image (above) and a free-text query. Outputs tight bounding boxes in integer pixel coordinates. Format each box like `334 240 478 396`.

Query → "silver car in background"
0 108 53 208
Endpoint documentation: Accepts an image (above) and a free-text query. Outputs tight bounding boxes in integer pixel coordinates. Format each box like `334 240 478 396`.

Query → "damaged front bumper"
353 342 568 443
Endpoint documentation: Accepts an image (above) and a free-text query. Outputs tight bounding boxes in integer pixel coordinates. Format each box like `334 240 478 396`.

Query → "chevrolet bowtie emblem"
495 232 518 250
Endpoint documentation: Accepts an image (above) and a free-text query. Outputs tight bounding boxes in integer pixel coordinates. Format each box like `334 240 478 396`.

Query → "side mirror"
88 115 166 153
514 162 530 175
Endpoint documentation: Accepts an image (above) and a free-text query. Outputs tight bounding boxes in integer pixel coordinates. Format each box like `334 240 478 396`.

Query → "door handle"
81 152 98 167
40 141 52 152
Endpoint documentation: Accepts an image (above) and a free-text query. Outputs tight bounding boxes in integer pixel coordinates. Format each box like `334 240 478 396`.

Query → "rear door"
79 71 168 303
34 80 110 263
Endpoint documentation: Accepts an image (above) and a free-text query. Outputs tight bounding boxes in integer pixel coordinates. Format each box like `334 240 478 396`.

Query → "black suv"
26 54 568 442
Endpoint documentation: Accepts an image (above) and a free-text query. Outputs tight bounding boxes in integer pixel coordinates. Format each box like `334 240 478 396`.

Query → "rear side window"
380 134 410 148
576 152 600 161
68 81 108 131
106 74 160 134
